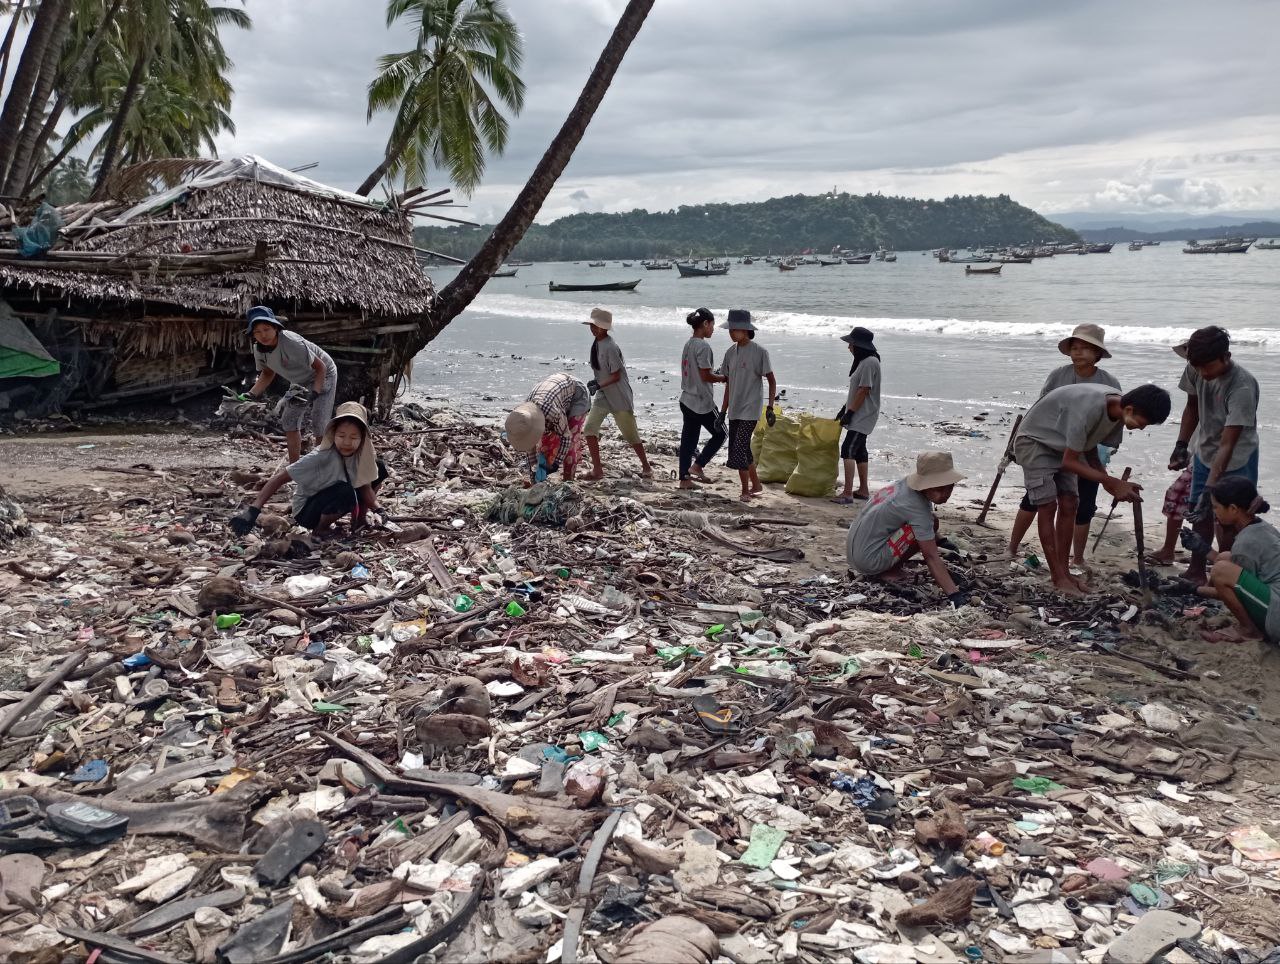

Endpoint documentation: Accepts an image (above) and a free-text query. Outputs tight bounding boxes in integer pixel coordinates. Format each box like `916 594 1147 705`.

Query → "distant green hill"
414 192 1078 261
1079 221 1280 243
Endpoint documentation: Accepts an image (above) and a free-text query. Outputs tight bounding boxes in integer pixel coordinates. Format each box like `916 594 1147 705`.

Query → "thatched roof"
0 156 436 321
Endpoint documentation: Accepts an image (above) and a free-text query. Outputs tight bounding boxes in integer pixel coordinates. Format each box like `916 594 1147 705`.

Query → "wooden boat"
1087 243 1114 253
965 264 1003 275
1255 240 1280 249
947 254 992 264
997 256 1032 264
492 268 518 277
778 262 797 271
507 260 533 266
818 257 843 266
1183 239 1252 254
548 279 641 292
676 260 730 277
621 261 633 267
883 253 897 262
1128 242 1143 251
843 254 872 264
642 260 672 269
587 260 606 267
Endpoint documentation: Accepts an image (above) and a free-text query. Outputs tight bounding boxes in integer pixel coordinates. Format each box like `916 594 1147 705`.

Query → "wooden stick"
976 414 1023 526
1091 467 1132 554
0 650 88 738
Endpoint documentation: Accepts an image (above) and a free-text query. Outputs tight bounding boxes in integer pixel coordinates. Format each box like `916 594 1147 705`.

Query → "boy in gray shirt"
1168 326 1261 586
581 308 654 480
719 310 777 503
678 308 727 488
1013 383 1170 596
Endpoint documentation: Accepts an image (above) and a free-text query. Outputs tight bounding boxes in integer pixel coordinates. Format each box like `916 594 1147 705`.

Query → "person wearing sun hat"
580 308 654 480
506 372 592 483
832 326 882 504
1007 323 1123 568
1168 325 1261 586
229 401 387 537
719 309 777 502
846 451 970 606
241 305 339 464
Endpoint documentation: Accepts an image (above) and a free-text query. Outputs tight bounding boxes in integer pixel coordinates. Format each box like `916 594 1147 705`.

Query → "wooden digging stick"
1091 466 1133 554
1133 498 1153 607
975 414 1023 527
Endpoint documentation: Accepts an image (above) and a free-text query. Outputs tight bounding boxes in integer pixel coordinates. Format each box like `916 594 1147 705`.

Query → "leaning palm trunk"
356 149 397 198
0 0 67 187
91 49 147 198
0 0 29 93
19 0 125 195
430 0 654 336
4 6 72 195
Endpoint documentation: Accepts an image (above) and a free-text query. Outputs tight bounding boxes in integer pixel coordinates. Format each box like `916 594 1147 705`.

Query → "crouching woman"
846 451 969 607
230 402 387 537
1196 477 1280 644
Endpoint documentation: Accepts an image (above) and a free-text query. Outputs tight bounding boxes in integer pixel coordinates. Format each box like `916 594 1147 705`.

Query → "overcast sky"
208 0 1278 224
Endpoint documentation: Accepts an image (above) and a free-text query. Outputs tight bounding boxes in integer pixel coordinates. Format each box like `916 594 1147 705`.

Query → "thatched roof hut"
0 156 443 416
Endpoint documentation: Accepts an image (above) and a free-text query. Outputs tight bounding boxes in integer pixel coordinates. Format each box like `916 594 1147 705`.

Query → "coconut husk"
613 917 718 964
198 576 243 614
895 877 978 927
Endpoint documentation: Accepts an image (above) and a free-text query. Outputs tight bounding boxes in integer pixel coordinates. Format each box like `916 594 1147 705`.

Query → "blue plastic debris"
69 759 109 783
122 653 153 669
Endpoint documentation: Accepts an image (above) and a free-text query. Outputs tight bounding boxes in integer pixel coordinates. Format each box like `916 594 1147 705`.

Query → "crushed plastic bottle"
453 594 475 613
215 613 243 630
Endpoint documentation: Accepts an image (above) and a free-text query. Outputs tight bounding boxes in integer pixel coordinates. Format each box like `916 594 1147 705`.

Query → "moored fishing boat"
843 254 872 264
548 279 641 292
676 260 730 277
491 267 518 277
1183 238 1253 254
964 264 1003 275
587 260 606 267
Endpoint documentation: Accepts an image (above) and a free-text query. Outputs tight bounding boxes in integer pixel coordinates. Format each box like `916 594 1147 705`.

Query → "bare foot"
583 470 605 482
678 480 694 490
750 485 764 495
738 492 756 502
1145 552 1176 566
853 489 869 500
640 468 654 479
1177 567 1207 587
1051 577 1084 597
690 467 709 481
1201 626 1263 644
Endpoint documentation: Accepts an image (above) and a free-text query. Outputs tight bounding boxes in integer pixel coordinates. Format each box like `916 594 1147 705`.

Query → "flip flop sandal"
830 496 857 505
217 677 245 713
692 694 744 734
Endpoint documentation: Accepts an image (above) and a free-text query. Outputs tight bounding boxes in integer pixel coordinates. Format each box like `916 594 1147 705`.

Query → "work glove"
1168 441 1191 471
1179 527 1212 556
586 379 600 397
306 387 322 403
236 391 263 403
714 411 727 435
282 384 309 407
947 590 971 609
229 506 261 536
765 406 777 428
1185 489 1213 524
835 405 847 424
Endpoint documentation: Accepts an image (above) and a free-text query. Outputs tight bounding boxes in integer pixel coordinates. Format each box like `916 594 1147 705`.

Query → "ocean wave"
467 294 1280 349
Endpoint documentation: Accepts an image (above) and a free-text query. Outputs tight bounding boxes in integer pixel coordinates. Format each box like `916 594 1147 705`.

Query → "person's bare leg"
1181 514 1214 585
312 512 343 539
1008 508 1036 558
286 430 302 465
855 460 869 498
584 436 605 480
1204 559 1264 640
877 543 922 582
748 465 763 494
632 442 653 478
738 468 754 501
1071 521 1091 568
839 458 855 497
1055 495 1084 589
1037 502 1080 596
1149 516 1180 565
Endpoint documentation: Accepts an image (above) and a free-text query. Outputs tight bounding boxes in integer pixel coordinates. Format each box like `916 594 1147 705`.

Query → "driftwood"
0 650 87 738
895 877 978 927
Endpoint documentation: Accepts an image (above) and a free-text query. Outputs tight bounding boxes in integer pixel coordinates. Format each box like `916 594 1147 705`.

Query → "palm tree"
429 0 653 336
357 0 525 197
0 0 71 190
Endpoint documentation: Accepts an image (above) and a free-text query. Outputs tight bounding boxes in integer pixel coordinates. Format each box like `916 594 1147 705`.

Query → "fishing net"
487 482 583 526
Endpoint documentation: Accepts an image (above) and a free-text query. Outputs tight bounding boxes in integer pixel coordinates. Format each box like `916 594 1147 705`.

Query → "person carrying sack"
229 401 387 537
241 306 339 464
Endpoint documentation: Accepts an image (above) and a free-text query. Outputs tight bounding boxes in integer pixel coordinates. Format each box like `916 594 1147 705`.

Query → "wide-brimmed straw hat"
1172 340 1189 360
840 326 876 350
721 308 755 332
907 451 965 491
582 308 613 331
1058 323 1111 359
505 402 546 452
245 305 285 334
320 401 378 488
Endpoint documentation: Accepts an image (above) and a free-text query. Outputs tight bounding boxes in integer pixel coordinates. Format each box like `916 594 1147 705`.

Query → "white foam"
468 293 1280 350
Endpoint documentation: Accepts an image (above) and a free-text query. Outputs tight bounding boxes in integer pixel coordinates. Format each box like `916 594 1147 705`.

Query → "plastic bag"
751 405 799 482
784 414 841 496
12 202 63 258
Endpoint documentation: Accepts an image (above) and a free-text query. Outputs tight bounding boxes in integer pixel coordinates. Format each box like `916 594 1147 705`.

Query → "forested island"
414 191 1078 260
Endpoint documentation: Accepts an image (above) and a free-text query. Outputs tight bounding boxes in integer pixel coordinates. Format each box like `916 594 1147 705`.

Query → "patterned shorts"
1163 467 1193 521
726 419 756 470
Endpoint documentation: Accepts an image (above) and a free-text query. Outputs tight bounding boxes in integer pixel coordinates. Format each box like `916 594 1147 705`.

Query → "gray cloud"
210 0 1280 221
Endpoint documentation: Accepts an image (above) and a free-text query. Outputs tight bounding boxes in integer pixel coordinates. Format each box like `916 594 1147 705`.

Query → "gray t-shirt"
287 448 358 516
590 335 634 412
680 337 716 414
847 479 937 574
846 356 882 435
1177 362 1259 472
255 330 333 387
1230 520 1280 641
722 341 773 422
1040 364 1121 397
1013 383 1122 471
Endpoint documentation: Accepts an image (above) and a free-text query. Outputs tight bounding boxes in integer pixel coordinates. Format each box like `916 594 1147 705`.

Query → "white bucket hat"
1058 323 1112 359
320 401 379 488
907 451 966 491
505 402 546 452
583 308 613 331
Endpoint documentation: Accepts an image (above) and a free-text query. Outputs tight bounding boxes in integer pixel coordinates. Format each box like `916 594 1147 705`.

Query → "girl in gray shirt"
1198 477 1280 644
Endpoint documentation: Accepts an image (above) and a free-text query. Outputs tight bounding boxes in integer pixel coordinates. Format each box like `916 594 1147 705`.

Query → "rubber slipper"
830 496 857 505
217 677 245 713
692 694 744 734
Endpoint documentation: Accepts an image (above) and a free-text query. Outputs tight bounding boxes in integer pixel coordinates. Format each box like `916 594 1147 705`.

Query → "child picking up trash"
846 451 970 607
230 402 386 537
1192 477 1280 644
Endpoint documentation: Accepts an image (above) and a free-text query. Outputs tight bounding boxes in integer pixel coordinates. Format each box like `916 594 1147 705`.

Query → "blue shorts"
1188 449 1259 509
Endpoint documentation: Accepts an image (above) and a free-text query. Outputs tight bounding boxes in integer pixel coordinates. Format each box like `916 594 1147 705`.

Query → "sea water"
413 246 1279 499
